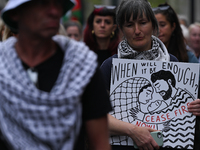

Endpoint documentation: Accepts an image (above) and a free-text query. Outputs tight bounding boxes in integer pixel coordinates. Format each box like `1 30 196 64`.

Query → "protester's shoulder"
101 53 178 64
53 35 97 58
169 54 179 62
0 37 17 54
53 35 84 48
101 54 118 68
187 51 199 63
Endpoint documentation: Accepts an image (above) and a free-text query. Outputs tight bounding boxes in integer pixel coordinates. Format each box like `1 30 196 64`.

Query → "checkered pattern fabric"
0 35 98 150
118 35 170 61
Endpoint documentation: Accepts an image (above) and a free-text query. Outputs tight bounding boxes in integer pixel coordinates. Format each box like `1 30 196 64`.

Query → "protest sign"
110 59 199 149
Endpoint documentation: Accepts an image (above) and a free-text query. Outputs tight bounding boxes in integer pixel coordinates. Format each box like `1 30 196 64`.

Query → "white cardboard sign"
110 58 199 149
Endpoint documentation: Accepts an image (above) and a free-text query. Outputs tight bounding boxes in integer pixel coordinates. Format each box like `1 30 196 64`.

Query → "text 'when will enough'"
112 61 197 88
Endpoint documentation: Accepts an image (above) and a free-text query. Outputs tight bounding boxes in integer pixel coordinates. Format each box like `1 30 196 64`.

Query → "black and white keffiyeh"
0 35 98 150
118 35 170 61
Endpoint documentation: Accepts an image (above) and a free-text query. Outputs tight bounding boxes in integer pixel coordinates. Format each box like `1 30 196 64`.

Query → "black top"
22 46 64 92
96 49 111 66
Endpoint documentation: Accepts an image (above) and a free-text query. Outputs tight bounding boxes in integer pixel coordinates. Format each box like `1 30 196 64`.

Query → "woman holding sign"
100 0 200 150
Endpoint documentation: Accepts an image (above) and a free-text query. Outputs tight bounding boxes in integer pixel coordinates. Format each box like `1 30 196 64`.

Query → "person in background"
0 18 16 41
58 23 67 36
180 24 197 54
2 24 15 41
178 14 190 43
84 5 120 65
0 0 112 150
64 20 82 41
0 18 5 41
188 22 200 62
100 0 179 149
178 14 189 28
153 3 199 64
180 24 189 42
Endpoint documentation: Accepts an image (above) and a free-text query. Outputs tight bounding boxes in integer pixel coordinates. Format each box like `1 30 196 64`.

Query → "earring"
110 31 115 38
92 30 94 34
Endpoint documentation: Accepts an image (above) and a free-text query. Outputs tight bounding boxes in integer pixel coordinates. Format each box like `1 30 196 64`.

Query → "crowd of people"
0 0 200 150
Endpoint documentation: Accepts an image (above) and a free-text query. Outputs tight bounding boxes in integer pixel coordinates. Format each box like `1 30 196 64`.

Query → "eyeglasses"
152 6 170 11
94 5 116 10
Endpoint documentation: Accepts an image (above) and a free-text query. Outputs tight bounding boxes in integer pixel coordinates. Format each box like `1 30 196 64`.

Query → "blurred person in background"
178 14 190 43
180 24 189 43
2 25 16 41
180 24 197 54
58 23 67 36
84 5 120 65
153 3 199 64
0 18 5 41
0 0 112 150
178 14 189 28
0 18 16 41
188 22 200 62
64 20 82 41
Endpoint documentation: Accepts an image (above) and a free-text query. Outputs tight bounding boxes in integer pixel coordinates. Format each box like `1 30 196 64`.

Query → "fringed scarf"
0 35 98 150
118 35 170 61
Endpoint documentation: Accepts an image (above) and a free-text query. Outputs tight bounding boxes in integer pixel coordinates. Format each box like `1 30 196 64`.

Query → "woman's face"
155 13 175 47
122 13 153 52
189 26 200 51
66 26 82 41
93 15 116 39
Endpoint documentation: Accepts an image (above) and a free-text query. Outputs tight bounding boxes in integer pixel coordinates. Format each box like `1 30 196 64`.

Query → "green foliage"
148 0 167 8
86 0 102 5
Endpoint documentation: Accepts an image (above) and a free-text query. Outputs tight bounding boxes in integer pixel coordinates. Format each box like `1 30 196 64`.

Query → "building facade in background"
0 0 199 29
0 0 7 11
82 0 200 26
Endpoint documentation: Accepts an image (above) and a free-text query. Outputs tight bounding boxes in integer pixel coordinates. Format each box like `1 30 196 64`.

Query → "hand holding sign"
188 99 200 116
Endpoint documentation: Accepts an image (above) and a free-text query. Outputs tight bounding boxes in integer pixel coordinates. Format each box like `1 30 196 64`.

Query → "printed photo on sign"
110 58 200 149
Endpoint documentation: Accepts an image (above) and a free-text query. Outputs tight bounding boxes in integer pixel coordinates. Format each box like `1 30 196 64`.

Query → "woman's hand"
188 99 200 116
108 114 159 150
128 126 159 150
